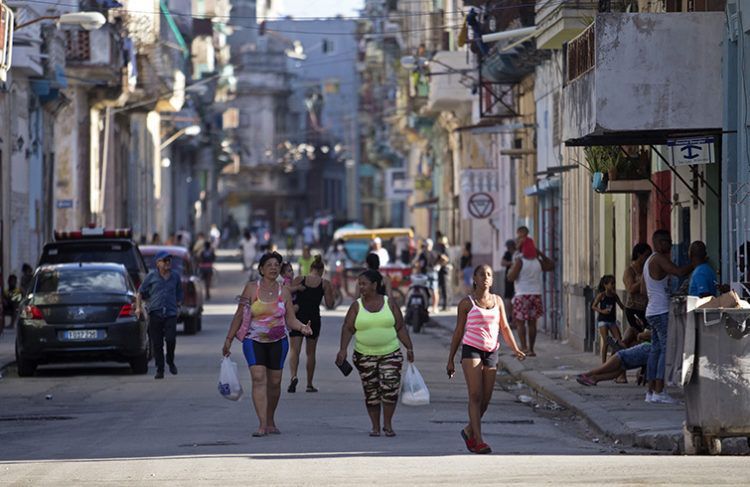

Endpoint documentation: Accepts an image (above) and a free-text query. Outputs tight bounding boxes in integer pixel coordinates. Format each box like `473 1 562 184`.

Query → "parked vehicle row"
14 227 206 376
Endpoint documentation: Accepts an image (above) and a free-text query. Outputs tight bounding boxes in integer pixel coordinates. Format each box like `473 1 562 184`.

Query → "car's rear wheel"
15 342 37 377
130 351 149 374
184 317 198 335
16 353 37 377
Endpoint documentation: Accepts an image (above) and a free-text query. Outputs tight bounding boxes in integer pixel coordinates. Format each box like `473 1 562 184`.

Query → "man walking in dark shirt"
137 250 183 379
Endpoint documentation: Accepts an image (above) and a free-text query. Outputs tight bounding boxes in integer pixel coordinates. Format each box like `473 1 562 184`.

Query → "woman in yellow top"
298 245 315 276
336 270 415 437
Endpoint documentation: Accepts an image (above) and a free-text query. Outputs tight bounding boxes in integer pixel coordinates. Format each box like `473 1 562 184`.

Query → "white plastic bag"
218 357 243 401
401 362 430 406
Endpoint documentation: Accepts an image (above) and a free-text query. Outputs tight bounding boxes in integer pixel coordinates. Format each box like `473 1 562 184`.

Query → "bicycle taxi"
330 227 415 308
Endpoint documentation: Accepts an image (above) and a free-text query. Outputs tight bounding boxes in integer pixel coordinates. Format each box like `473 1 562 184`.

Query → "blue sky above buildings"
279 0 363 18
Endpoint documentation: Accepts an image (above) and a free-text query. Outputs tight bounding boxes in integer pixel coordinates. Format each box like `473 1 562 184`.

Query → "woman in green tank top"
336 270 415 437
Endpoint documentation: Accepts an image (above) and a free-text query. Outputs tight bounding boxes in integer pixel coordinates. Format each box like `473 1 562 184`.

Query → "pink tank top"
236 282 287 343
462 295 500 352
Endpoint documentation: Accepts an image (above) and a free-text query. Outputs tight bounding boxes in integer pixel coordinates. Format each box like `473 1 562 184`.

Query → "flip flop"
267 427 281 434
526 351 537 357
306 385 318 393
383 428 396 437
252 430 267 437
576 374 596 386
460 429 476 452
369 430 380 437
287 377 298 393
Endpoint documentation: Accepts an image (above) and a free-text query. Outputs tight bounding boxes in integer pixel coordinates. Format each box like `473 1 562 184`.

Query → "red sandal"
460 429 476 452
473 442 492 454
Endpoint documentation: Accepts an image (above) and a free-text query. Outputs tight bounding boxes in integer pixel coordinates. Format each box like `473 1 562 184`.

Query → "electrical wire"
15 0 553 28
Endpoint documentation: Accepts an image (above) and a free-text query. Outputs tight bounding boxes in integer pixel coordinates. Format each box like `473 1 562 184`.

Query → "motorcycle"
404 273 431 333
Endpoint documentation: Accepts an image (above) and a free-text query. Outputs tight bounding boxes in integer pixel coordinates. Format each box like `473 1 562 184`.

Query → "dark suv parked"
15 263 149 376
38 228 148 289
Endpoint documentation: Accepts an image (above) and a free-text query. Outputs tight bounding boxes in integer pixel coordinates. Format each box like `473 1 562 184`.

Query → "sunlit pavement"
1 260 749 485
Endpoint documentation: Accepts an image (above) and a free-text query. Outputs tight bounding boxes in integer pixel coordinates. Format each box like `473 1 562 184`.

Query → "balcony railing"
565 23 594 83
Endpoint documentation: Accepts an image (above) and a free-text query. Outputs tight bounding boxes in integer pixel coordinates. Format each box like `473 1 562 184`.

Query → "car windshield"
42 243 138 269
143 256 185 273
34 269 129 294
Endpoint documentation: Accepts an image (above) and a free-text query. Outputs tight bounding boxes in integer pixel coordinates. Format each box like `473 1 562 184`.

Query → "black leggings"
625 308 648 332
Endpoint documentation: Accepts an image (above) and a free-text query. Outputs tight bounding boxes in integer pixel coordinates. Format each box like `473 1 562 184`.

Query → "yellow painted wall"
516 75 538 232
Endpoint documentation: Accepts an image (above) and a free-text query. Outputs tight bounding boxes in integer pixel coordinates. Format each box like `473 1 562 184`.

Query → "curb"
430 318 680 452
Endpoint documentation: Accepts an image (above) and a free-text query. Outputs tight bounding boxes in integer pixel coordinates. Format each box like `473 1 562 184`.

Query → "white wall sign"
385 168 413 200
667 137 715 166
460 169 499 219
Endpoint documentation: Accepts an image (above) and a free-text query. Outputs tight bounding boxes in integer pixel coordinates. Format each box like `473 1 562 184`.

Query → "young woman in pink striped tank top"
447 264 525 454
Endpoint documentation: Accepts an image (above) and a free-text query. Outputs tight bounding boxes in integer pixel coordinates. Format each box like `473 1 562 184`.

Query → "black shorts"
289 316 321 339
461 344 499 368
242 338 289 370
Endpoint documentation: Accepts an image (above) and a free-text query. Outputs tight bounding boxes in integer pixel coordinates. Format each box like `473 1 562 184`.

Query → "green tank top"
354 296 400 356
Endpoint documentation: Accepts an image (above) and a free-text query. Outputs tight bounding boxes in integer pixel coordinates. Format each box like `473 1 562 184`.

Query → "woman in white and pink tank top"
447 264 526 455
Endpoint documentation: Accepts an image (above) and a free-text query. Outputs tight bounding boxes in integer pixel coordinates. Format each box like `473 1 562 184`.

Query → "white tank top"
514 257 543 296
644 254 671 316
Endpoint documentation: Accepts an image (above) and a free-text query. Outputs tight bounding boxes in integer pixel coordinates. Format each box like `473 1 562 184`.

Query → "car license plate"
61 329 103 341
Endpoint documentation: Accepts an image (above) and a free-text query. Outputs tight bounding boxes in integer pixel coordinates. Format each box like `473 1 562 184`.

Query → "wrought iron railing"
565 22 595 83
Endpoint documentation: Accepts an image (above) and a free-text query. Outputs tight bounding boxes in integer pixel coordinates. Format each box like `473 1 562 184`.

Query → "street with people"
2 0 750 483
5 252 750 485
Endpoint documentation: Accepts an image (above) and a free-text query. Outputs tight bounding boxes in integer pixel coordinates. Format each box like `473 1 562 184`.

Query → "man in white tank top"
641 230 694 404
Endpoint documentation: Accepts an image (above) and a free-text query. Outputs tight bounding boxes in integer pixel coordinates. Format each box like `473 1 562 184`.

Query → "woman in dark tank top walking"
287 256 335 393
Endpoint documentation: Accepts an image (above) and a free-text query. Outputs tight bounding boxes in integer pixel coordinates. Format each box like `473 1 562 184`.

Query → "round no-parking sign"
467 192 495 219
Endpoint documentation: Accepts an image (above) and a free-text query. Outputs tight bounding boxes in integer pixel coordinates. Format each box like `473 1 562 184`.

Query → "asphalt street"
1 261 749 485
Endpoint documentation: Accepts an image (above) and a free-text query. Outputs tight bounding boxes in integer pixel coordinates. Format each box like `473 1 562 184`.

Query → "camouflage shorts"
353 349 403 407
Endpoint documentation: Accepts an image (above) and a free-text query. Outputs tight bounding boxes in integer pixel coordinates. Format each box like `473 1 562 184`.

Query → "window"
35 269 128 294
322 39 334 54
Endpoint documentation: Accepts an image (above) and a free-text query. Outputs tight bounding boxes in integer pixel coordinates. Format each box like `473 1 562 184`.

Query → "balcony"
563 13 725 146
65 28 123 85
535 0 598 50
424 51 474 114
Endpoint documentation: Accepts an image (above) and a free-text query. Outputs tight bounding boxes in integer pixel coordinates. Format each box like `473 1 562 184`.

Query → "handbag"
235 302 252 341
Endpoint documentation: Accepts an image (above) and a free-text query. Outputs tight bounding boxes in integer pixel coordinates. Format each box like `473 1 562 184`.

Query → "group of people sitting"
577 233 721 405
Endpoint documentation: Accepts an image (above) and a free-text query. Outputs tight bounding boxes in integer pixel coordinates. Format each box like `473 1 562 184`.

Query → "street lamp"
15 11 107 31
159 125 201 151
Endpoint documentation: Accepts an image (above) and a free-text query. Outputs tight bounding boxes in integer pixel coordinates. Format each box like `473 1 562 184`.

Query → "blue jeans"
646 312 669 381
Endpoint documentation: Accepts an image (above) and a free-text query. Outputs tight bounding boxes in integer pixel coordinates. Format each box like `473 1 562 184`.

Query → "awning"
534 164 578 177
411 197 439 209
454 122 533 134
564 129 723 147
524 178 561 197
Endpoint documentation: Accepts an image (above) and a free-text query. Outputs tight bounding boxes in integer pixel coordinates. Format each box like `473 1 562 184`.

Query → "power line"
14 0 545 26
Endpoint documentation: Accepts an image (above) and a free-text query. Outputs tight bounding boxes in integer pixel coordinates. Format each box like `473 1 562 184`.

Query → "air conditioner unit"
0 2 14 82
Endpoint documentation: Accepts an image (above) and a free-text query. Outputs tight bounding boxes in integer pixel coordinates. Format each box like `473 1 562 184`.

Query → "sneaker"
168 363 178 375
651 392 679 404
155 370 164 380
644 391 654 403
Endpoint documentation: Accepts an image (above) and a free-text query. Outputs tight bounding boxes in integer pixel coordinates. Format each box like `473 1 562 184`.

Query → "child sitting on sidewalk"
576 329 651 386
591 275 626 367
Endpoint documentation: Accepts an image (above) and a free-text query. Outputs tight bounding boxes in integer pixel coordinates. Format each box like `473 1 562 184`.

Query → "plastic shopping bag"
218 357 243 401
401 362 430 406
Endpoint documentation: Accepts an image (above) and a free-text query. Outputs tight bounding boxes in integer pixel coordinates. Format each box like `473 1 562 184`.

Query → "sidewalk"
0 327 16 374
429 312 685 452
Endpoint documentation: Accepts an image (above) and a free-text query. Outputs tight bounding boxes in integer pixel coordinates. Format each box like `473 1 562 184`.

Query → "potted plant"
584 146 629 191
